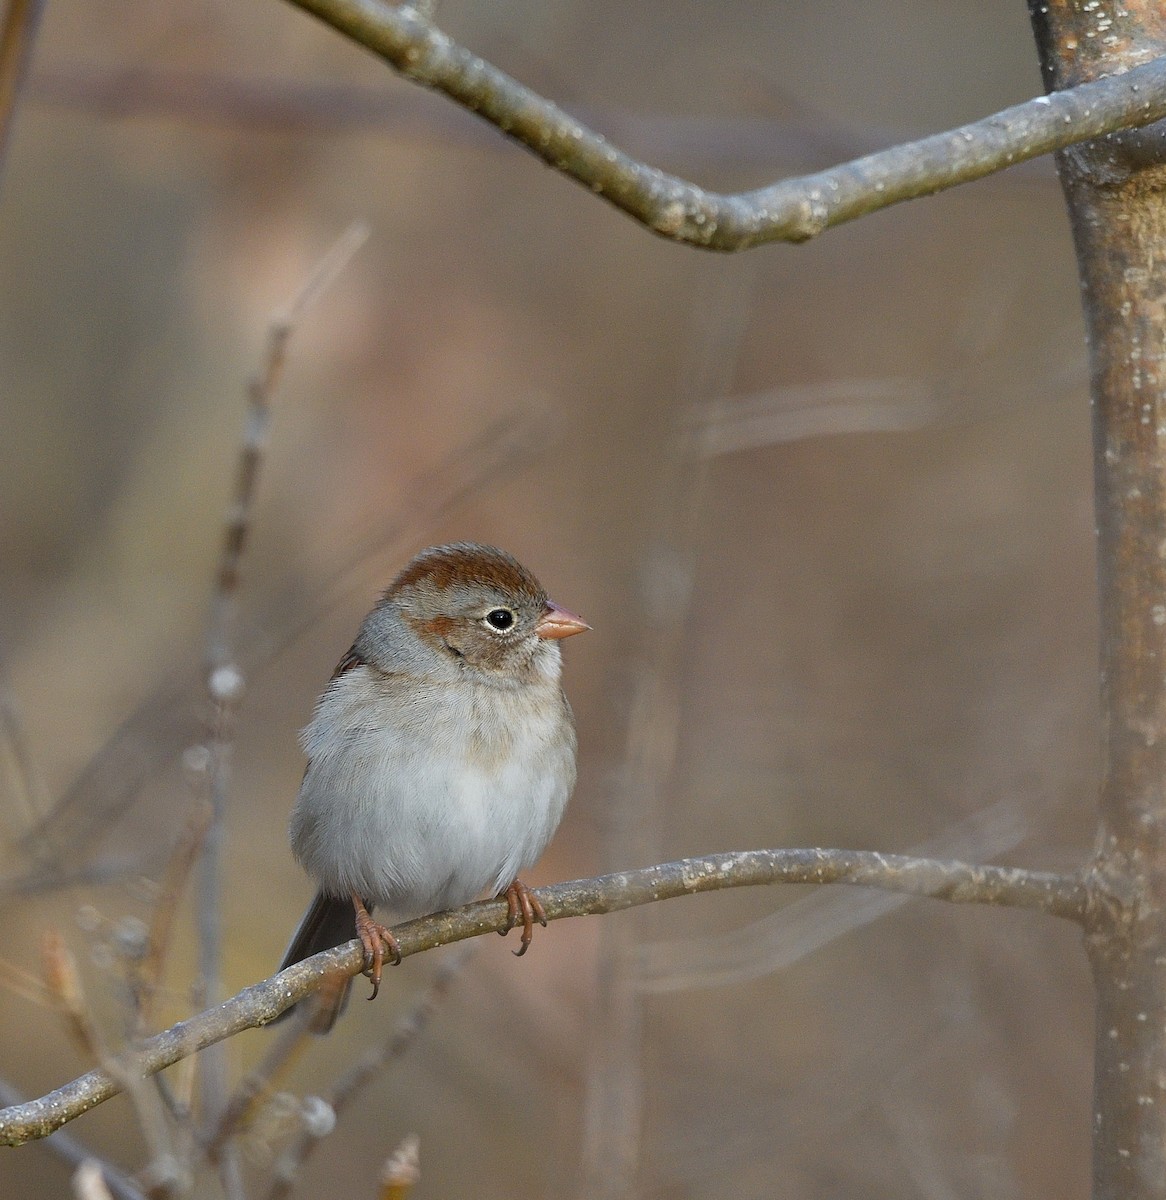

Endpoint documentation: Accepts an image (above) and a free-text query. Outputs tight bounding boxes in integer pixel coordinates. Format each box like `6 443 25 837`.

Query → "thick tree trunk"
1026 5 1166 1198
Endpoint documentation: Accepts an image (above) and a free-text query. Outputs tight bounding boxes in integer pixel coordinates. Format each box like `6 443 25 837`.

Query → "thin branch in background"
693 300 1087 457
694 378 942 455
1 1080 141 1198
0 0 45 188
72 1159 116 1200
0 686 47 830
3 400 554 902
204 217 372 671
7 689 200 892
193 220 369 1185
635 796 1029 993
43 900 191 1165
39 932 181 1194
166 1024 199 1147
0 849 1090 1147
0 953 51 1007
282 0 1166 248
266 942 476 1200
252 397 560 673
0 1080 144 1200
204 991 324 1162
130 799 213 1031
41 931 104 1061
578 270 756 1200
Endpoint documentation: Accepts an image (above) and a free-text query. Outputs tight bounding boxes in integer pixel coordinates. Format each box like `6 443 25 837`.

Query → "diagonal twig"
5 399 549 897
0 1079 144 1200
39 932 179 1192
265 943 476 1200
203 996 322 1164
131 799 213 1032
194 219 368 1200
0 684 49 844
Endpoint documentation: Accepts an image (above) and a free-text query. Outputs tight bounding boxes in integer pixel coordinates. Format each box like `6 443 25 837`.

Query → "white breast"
289 665 576 916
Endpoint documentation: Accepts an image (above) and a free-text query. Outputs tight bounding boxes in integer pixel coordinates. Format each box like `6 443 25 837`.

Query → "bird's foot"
352 894 401 1000
499 878 547 956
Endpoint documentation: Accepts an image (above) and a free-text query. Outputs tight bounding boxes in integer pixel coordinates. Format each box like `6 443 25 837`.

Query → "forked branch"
0 847 1088 1147
284 0 1166 248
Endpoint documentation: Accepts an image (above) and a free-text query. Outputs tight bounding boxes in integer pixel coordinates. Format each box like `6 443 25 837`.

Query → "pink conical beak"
536 601 591 640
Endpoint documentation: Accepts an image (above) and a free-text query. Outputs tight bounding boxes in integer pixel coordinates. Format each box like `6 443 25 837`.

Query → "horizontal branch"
0 848 1088 1147
284 0 1166 248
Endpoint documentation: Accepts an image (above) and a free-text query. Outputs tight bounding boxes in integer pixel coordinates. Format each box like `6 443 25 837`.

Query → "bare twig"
266 944 476 1200
0 685 49 842
0 1080 145 1200
579 271 755 1199
635 796 1030 993
0 849 1088 1146
131 799 214 1030
0 953 51 1007
0 0 45 186
205 990 325 1160
194 221 368 1171
72 1159 116 1200
41 932 104 1061
39 932 179 1192
283 0 1166 248
4 402 548 898
8 686 200 889
204 216 370 672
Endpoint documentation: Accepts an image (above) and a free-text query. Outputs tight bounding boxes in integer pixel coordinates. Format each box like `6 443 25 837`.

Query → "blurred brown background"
0 2 1099 1197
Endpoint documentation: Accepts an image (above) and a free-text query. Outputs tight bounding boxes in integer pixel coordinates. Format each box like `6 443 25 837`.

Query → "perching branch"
283 0 1166 248
0 848 1088 1147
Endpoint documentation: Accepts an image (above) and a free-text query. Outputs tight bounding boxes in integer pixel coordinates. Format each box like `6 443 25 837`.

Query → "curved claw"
501 883 521 937
352 894 401 1001
500 880 547 956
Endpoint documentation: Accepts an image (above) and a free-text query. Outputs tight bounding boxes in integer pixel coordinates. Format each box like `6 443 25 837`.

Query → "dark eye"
484 607 515 631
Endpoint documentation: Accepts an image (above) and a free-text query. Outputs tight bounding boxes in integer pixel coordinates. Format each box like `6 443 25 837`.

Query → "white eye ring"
484 607 516 631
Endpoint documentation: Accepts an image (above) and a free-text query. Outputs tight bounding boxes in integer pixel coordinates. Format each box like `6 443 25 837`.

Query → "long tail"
276 891 369 1032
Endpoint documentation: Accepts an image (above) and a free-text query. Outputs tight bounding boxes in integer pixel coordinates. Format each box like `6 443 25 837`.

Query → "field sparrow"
279 542 588 1028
